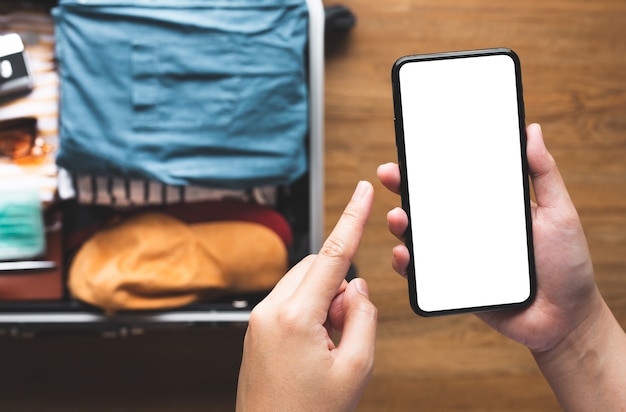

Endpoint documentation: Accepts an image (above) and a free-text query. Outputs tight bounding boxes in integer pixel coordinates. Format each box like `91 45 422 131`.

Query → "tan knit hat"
68 212 288 312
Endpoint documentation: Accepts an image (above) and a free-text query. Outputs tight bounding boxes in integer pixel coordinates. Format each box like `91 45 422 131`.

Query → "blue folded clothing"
53 0 309 189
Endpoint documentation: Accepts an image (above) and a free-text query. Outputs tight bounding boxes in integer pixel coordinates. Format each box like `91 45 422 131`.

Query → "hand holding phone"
391 48 536 316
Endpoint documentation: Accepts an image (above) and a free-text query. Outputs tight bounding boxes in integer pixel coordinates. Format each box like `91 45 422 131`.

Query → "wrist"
531 287 606 365
531 291 626 409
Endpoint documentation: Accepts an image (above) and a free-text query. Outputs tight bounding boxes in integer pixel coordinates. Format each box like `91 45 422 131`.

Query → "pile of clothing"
68 201 293 313
0 0 310 311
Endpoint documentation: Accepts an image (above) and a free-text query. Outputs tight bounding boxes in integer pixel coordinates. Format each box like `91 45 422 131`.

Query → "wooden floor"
327 0 626 410
0 0 625 411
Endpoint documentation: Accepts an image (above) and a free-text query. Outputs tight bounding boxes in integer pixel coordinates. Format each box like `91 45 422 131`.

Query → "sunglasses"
0 116 49 160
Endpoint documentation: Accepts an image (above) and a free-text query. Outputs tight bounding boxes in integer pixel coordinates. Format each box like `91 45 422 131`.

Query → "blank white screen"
398 54 531 313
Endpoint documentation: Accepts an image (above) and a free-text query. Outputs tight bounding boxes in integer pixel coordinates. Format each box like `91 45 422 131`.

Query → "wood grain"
324 0 626 410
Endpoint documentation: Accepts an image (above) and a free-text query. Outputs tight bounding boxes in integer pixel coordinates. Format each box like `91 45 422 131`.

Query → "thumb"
335 278 377 377
526 123 574 211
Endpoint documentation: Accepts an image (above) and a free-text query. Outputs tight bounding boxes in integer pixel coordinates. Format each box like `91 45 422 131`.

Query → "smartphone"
391 48 536 316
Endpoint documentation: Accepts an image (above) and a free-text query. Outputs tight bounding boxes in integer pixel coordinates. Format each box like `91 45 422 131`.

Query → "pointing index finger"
292 181 374 316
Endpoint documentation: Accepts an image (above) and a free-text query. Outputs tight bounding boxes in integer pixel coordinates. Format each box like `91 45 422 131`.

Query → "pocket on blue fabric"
131 36 243 131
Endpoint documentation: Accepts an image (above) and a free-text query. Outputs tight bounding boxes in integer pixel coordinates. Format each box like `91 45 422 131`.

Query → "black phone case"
391 48 536 317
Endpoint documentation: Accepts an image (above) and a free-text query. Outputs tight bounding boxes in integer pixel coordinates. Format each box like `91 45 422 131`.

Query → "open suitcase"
0 0 327 336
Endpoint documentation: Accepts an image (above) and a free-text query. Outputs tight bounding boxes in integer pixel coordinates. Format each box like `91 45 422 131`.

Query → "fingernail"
354 278 369 297
528 123 542 135
352 181 371 200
